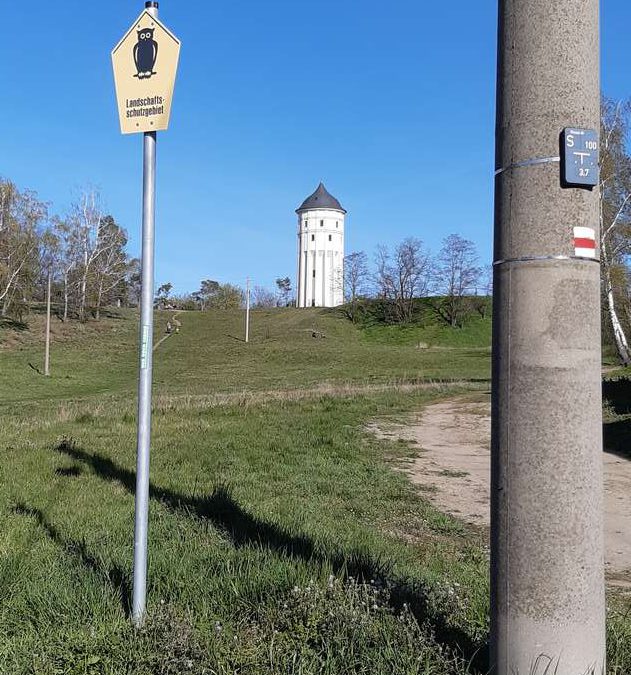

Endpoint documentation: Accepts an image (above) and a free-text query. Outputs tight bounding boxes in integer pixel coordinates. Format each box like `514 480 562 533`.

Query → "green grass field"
0 308 629 674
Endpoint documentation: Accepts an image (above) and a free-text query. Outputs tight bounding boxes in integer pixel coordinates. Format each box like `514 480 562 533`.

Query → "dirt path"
369 395 631 577
153 311 182 352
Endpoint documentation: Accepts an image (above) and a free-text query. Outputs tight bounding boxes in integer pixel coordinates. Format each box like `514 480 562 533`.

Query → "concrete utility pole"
44 269 52 377
491 1 605 673
245 277 251 343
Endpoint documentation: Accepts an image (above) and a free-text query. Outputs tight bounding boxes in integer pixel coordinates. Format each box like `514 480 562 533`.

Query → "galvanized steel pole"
491 0 605 672
132 0 159 627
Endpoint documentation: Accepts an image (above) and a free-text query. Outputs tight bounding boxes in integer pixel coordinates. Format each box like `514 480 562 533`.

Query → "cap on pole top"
145 2 159 8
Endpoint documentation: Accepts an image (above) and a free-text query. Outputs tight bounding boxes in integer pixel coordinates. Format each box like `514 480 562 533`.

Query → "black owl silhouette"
133 27 158 79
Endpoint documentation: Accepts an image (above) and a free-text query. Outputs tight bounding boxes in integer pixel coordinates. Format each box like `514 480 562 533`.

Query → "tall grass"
0 309 628 673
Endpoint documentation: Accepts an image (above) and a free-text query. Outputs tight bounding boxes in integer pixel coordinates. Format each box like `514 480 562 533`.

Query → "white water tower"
295 183 346 307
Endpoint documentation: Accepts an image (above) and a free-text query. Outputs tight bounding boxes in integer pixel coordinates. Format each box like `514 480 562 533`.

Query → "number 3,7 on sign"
562 127 599 188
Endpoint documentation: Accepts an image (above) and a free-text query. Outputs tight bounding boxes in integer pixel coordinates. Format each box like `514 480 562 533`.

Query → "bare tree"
600 97 631 365
375 238 430 323
482 264 493 296
472 263 493 318
343 251 369 321
433 234 481 328
252 286 276 308
344 251 369 302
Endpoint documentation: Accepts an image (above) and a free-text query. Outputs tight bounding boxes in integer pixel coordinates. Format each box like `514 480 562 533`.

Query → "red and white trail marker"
573 226 597 259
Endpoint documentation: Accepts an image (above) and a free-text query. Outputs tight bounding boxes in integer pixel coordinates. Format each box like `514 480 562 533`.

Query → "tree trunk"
63 273 69 321
602 242 631 366
95 280 103 321
605 263 631 365
79 272 88 322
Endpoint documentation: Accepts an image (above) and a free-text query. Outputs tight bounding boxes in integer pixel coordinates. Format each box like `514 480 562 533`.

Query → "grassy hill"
0 308 628 674
0 307 491 404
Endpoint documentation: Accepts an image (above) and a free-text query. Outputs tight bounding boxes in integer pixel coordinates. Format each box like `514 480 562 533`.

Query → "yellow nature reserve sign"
112 11 181 134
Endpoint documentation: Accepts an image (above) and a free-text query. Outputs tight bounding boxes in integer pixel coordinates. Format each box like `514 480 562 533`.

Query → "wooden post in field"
245 277 251 343
44 269 52 377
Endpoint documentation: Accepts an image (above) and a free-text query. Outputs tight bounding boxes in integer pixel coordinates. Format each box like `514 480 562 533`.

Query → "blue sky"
1 1 629 293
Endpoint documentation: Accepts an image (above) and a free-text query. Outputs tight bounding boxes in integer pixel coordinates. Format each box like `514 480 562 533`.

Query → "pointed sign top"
112 10 181 134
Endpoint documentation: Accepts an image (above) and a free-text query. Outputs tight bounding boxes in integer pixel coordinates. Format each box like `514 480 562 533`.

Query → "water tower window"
328 235 332 241
311 234 315 242
320 220 324 227
336 221 338 228
312 270 316 277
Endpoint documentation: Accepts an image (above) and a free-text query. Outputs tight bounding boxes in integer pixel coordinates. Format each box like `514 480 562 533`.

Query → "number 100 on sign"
562 127 599 188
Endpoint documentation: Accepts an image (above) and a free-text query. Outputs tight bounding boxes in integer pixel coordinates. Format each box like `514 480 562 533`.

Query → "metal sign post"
132 108 157 626
112 1 180 627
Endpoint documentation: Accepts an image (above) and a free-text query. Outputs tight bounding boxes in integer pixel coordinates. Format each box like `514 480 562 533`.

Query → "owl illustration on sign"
133 27 158 79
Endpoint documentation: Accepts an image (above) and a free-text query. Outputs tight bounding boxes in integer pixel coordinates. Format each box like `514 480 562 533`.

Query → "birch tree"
66 190 123 322
92 216 128 319
600 97 631 365
0 178 131 322
0 179 47 317
77 191 103 321
52 216 79 321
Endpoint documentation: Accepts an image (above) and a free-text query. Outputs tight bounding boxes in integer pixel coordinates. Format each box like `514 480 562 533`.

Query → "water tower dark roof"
296 183 346 214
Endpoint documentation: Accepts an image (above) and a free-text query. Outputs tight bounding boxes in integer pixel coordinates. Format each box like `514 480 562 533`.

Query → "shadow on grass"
604 418 631 461
0 316 28 331
94 308 126 320
54 437 488 671
603 377 631 461
55 465 83 477
28 362 46 376
12 502 132 617
603 377 631 415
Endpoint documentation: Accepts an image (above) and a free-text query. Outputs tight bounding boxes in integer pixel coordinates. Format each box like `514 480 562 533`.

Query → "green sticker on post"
140 324 150 370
